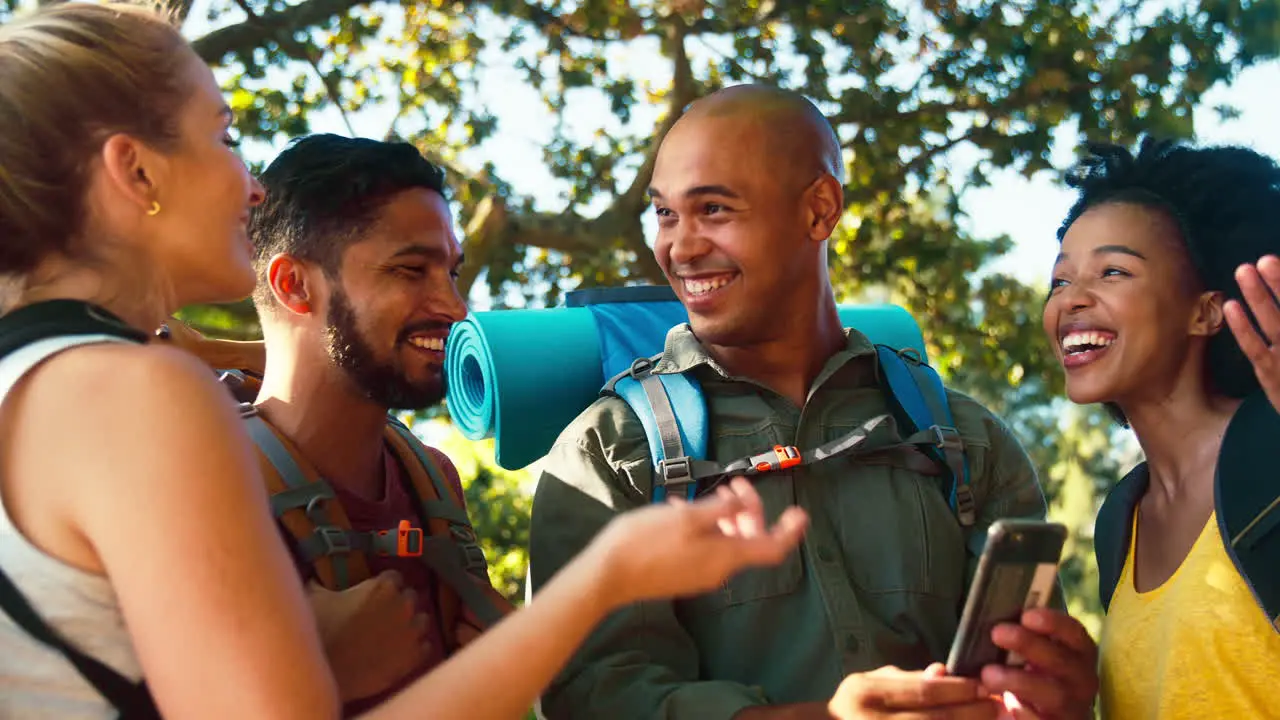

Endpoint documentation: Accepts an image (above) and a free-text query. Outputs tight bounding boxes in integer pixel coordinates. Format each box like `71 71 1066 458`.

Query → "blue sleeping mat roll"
444 285 927 470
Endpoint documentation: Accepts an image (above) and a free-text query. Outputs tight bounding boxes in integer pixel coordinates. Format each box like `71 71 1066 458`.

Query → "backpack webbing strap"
632 409 954 496
242 411 352 588
387 420 472 527
415 536 507 628
298 530 413 560
612 356 705 502
0 565 159 718
385 420 508 628
874 345 976 527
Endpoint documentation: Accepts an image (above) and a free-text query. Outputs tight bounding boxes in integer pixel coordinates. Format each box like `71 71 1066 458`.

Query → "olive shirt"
528 324 1052 720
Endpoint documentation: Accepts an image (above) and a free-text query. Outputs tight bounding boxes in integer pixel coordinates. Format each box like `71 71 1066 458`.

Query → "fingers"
377 569 406 591
402 587 420 618
861 672 990 710
1019 609 1097 658
922 662 947 679
978 666 1069 719
982 613 1098 718
1225 300 1270 364
1231 259 1280 347
725 477 765 537
769 506 809 546
988 622 1091 688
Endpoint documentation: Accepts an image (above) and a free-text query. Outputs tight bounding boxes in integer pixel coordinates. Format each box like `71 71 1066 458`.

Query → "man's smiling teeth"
409 337 444 351
684 275 735 295
1061 331 1115 354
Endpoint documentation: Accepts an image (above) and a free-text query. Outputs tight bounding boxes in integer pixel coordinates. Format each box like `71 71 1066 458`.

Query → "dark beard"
322 288 445 411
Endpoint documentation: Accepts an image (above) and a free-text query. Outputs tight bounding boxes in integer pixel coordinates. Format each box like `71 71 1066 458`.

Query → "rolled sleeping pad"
444 285 928 470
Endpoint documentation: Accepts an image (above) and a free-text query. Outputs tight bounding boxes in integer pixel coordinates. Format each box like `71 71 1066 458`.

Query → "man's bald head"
672 84 845 187
648 83 848 350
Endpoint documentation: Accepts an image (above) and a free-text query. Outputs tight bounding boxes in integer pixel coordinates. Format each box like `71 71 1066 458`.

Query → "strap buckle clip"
315 525 353 555
750 445 802 473
375 520 424 557
657 456 693 486
929 425 961 450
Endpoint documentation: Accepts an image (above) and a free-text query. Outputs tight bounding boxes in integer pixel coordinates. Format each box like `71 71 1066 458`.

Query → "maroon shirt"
327 443 469 716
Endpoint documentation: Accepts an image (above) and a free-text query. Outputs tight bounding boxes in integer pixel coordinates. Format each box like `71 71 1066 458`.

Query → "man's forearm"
733 702 833 719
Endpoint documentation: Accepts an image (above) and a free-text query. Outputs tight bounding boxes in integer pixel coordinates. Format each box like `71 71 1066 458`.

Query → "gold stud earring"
147 201 161 216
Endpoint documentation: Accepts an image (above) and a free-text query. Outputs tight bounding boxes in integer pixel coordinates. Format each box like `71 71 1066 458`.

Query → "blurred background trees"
6 0 1276 634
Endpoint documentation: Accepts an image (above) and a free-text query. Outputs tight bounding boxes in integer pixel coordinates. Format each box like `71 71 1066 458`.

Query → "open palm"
1225 255 1280 414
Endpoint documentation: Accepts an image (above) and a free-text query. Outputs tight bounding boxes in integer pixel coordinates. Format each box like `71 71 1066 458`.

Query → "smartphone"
945 519 1067 677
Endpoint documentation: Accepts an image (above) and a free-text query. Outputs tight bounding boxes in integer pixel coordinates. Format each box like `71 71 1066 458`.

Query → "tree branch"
612 17 696 219
229 0 356 134
190 0 373 65
455 194 507 298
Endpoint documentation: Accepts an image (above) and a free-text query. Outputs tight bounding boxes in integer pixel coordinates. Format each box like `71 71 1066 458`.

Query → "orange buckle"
753 445 802 472
774 445 801 469
378 519 423 557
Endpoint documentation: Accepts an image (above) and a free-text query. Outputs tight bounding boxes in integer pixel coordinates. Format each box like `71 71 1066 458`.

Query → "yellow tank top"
1098 509 1280 719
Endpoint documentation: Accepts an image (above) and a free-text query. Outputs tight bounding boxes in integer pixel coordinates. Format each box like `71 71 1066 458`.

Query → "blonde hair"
0 1 192 277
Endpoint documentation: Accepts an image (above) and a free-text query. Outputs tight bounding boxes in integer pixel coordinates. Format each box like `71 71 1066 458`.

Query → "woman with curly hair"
981 137 1280 720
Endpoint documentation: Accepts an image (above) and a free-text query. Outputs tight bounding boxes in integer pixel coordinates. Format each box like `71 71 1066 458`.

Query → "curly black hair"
1057 136 1280 418
248 133 447 311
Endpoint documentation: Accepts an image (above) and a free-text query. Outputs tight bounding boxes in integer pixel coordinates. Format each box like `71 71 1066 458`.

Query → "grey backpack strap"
385 419 507 627
241 407 354 589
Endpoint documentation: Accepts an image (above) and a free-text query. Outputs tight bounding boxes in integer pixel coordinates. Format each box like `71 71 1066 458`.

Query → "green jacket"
529 325 1052 720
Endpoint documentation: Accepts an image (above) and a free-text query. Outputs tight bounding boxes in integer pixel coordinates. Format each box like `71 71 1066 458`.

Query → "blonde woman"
0 3 809 718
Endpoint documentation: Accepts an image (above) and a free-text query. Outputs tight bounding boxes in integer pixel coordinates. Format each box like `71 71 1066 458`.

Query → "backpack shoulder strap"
1094 463 1149 611
1214 393 1280 631
384 418 512 638
239 406 371 590
874 345 975 528
0 565 159 718
605 355 708 503
0 299 149 360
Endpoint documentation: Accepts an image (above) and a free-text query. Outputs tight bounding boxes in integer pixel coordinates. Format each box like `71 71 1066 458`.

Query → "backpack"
0 299 161 719
158 321 512 649
568 286 975 529
1094 391 1280 632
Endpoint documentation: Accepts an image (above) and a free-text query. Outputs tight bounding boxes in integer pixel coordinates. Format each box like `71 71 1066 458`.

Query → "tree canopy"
4 0 1277 623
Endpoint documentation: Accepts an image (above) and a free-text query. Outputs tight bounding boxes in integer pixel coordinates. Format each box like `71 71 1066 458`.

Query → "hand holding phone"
945 519 1067 678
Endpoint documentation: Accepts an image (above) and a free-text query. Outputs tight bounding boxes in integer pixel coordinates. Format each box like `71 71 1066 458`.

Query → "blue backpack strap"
874 345 975 527
608 356 708 503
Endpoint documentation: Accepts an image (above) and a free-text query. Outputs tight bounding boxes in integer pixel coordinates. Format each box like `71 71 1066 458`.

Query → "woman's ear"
1190 290 1227 337
98 133 168 215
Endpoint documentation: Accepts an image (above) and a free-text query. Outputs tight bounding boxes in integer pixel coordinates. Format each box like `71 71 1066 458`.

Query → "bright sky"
186 3 1280 305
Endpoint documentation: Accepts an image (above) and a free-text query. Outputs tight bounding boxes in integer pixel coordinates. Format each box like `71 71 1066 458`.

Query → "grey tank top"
0 334 145 718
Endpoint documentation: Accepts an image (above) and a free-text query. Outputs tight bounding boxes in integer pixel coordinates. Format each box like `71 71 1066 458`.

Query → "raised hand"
588 477 808 608
828 663 999 720
981 608 1098 720
1225 256 1280 413
307 570 431 702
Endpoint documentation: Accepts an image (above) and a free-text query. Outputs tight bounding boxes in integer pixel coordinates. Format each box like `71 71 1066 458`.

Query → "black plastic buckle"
314 525 352 555
657 456 693 486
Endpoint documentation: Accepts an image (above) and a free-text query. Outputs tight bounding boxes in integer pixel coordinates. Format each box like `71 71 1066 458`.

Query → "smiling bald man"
527 84 1079 720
